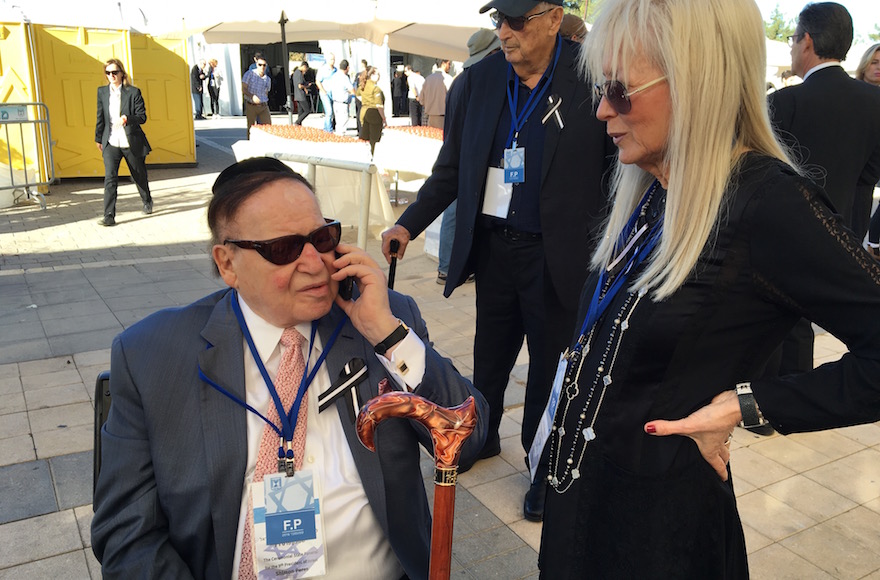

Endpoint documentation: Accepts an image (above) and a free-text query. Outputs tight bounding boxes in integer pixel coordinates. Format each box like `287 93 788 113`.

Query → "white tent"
0 0 152 30
376 0 491 61
149 0 492 61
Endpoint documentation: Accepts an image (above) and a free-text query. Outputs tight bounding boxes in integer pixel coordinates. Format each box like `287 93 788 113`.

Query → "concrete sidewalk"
1 116 878 578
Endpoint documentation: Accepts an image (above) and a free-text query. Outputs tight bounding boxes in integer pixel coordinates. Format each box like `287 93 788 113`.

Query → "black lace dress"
538 153 880 579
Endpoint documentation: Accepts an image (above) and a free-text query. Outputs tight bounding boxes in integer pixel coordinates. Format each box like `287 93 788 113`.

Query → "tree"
870 24 880 42
764 5 795 42
562 0 604 21
562 0 584 15
584 0 605 22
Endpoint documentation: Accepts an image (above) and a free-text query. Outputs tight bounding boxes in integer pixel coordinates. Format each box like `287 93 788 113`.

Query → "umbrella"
378 0 492 61
153 1 493 62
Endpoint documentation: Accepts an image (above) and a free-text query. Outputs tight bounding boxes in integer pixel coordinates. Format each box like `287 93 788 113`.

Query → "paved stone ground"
0 115 878 579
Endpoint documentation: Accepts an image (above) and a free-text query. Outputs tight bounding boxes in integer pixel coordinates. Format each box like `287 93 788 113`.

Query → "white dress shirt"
231 296 426 579
107 84 131 149
802 61 842 81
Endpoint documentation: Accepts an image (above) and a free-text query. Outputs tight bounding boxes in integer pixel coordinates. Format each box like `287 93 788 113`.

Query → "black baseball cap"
479 0 563 18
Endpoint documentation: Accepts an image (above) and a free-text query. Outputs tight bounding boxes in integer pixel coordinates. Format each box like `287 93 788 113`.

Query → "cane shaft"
388 240 399 289
429 483 457 580
388 256 397 289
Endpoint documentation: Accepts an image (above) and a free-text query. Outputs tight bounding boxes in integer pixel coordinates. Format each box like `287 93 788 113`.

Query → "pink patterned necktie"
239 328 307 579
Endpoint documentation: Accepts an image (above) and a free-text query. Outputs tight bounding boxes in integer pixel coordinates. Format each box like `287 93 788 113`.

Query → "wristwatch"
374 320 409 356
736 382 767 428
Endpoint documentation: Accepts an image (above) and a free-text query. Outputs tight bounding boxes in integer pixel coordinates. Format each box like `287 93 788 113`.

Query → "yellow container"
0 22 196 180
0 23 48 190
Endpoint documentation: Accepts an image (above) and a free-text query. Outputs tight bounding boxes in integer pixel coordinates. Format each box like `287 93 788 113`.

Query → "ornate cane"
356 391 478 580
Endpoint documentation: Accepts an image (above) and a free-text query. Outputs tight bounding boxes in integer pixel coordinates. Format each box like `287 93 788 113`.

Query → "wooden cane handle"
356 392 477 469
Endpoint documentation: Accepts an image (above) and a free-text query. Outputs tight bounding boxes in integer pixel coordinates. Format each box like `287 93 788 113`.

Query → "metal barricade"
0 102 54 210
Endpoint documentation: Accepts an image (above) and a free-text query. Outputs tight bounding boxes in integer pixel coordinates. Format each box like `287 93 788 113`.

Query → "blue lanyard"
200 291 347 445
574 181 664 352
505 36 562 148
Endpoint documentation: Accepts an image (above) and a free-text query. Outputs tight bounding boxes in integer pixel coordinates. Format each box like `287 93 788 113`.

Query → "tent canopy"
152 1 493 61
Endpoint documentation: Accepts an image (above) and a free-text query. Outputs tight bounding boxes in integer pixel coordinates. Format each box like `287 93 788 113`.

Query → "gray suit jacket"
95 84 152 158
92 288 487 580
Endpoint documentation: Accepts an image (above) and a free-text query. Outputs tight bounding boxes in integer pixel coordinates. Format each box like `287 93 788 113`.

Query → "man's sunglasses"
224 219 341 265
256 63 268 68
594 76 666 115
105 69 121 76
489 8 553 31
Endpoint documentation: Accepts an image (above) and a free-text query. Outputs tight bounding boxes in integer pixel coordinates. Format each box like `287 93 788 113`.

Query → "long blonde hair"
855 43 880 83
583 0 794 300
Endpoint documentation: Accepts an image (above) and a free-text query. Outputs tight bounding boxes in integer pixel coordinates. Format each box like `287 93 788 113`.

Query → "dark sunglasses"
594 76 666 114
224 219 341 265
105 69 121 76
256 63 268 67
489 8 553 31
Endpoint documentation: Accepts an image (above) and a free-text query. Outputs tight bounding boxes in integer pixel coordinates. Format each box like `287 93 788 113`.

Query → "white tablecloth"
235 127 446 251
235 130 395 237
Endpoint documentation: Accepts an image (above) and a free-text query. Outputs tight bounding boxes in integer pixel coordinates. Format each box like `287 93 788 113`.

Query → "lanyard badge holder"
503 38 562 185
528 181 664 480
200 292 349 577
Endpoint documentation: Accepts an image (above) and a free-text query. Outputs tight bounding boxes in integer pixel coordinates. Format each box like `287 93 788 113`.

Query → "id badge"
528 353 567 483
249 470 327 578
481 167 513 218
503 146 525 184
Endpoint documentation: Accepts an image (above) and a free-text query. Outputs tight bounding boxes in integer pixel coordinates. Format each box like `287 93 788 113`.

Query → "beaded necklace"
548 181 665 493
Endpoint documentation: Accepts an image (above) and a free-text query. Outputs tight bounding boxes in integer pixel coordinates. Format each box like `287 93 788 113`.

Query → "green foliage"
764 4 795 42
584 0 605 22
562 0 584 14
870 24 880 42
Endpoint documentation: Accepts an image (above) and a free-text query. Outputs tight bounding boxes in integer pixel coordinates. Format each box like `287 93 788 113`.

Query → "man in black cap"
382 0 613 522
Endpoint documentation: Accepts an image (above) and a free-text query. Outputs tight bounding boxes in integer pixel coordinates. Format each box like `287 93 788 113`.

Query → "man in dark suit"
292 61 312 125
770 2 880 241
92 157 487 579
191 59 206 120
768 2 880 375
95 58 153 227
381 0 613 521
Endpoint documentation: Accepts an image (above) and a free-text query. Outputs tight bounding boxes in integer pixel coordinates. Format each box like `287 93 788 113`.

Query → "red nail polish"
645 424 656 434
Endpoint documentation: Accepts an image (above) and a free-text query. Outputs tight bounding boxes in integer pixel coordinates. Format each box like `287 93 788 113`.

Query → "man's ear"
212 244 238 288
548 6 564 36
802 32 815 54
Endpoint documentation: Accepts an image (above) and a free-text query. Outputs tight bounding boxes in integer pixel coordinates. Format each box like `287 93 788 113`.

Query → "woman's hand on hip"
644 390 741 481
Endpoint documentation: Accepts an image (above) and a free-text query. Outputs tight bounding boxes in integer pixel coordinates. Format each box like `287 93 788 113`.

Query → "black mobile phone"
336 251 355 300
339 276 354 300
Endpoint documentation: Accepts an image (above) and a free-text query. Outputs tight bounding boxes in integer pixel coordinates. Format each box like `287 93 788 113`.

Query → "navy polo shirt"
483 40 560 234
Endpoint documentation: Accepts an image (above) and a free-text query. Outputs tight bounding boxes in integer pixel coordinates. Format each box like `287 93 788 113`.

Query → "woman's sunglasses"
594 76 666 115
489 8 553 32
224 219 341 265
105 69 121 76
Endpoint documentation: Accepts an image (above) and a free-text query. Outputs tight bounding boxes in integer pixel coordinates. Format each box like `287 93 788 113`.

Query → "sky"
755 0 879 43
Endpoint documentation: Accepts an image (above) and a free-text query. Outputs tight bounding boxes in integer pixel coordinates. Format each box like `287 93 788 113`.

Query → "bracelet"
736 382 768 428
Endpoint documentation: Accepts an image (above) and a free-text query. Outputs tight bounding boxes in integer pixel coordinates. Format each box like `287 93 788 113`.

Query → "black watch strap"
374 321 409 356
736 382 766 428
